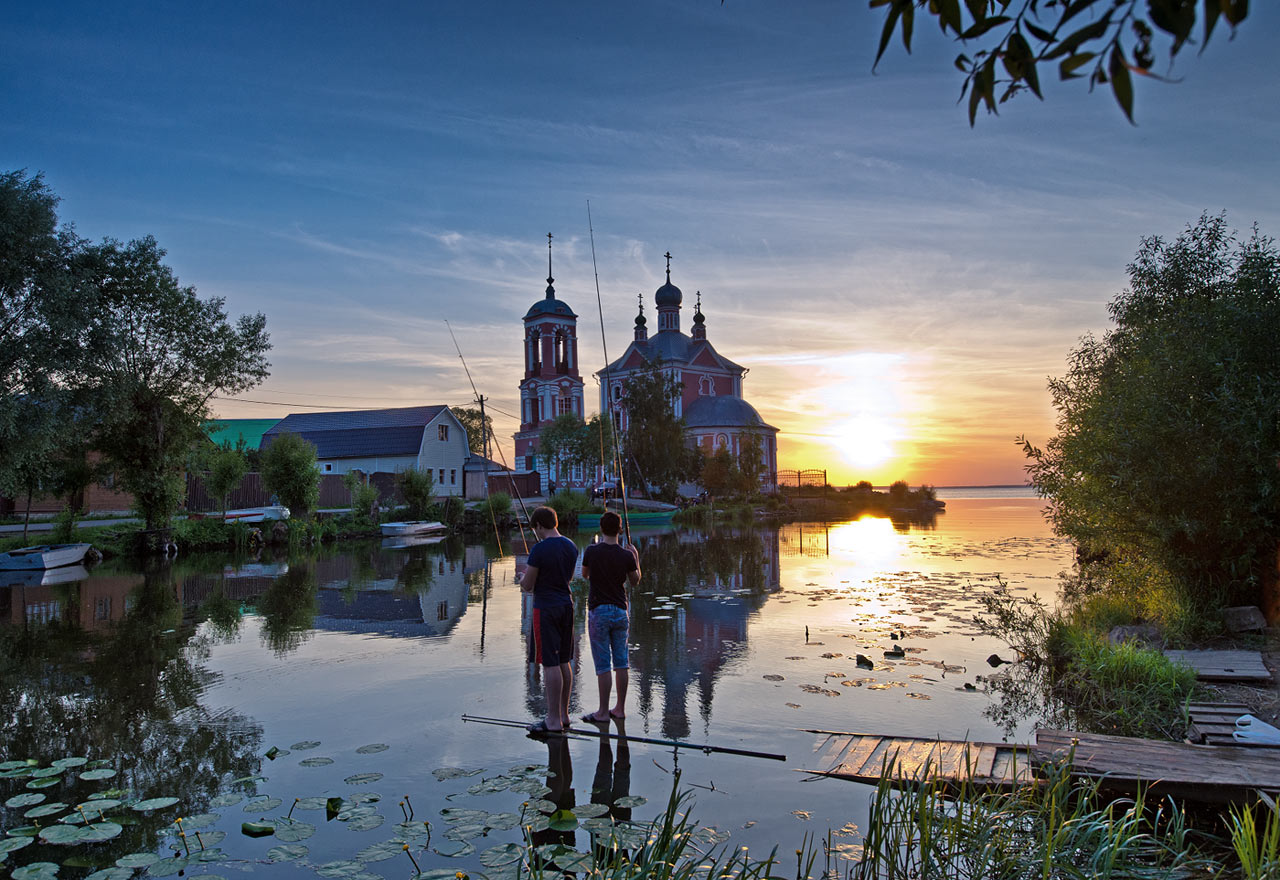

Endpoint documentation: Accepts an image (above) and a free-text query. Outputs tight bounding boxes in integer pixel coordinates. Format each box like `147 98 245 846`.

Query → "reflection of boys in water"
590 718 632 865
529 735 575 861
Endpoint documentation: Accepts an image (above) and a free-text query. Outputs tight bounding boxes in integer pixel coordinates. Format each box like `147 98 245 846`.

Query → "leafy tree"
700 447 740 499
344 470 381 525
0 171 91 519
869 0 1249 124
737 432 768 494
452 406 493 456
397 467 436 520
74 236 270 530
1021 214 1280 618
202 440 250 517
260 432 321 519
537 414 584 485
621 359 701 499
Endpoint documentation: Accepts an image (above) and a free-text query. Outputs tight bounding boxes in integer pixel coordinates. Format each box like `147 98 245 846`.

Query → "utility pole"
478 395 490 499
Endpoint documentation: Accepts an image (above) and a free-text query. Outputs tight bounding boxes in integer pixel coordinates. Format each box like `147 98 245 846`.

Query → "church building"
513 235 587 493
598 254 779 489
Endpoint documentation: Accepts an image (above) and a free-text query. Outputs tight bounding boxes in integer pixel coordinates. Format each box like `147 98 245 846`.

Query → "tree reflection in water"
0 562 264 866
254 560 319 655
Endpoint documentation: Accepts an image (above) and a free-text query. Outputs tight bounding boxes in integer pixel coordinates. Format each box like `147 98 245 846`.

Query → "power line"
210 395 521 420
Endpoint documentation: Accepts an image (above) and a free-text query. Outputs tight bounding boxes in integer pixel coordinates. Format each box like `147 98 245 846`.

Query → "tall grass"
1229 793 1280 880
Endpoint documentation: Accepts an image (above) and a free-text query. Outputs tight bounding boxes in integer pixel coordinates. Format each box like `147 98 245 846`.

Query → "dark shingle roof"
683 395 777 431
600 332 745 375
262 406 447 459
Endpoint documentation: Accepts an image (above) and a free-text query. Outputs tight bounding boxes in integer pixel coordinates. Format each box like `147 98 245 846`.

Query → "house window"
437 601 448 621
438 424 449 441
323 462 333 473
438 469 445 485
450 469 456 485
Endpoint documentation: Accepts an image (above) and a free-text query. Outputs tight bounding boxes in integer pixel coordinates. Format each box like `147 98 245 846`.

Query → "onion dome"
655 250 682 307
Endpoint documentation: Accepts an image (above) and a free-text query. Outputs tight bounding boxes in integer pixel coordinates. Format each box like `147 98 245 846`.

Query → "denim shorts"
587 604 629 675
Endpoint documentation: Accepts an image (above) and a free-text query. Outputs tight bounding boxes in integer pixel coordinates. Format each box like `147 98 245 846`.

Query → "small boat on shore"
577 509 677 529
380 520 447 537
221 505 291 523
0 543 94 571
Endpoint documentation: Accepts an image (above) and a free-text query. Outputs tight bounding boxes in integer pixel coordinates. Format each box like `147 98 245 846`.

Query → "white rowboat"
380 520 446 537
0 543 93 571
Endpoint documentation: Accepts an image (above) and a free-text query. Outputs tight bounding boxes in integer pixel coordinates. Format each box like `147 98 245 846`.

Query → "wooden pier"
806 730 1034 790
1163 649 1272 682
1186 701 1280 748
807 727 1280 804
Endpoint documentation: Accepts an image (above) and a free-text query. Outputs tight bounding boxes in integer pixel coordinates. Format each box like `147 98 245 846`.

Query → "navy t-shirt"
526 535 578 609
581 542 637 610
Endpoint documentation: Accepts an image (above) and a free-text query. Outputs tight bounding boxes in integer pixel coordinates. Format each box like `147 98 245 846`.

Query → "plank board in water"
973 744 998 779
808 733 1029 791
1163 650 1271 682
834 736 883 777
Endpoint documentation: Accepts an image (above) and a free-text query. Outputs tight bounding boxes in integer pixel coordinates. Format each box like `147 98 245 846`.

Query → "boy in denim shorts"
580 511 641 723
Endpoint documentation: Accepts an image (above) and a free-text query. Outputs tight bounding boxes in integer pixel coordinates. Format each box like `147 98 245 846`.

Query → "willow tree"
1021 214 1280 619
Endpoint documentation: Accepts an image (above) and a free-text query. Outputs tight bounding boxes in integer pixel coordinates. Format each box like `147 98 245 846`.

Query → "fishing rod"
461 714 787 762
586 201 632 546
444 319 533 554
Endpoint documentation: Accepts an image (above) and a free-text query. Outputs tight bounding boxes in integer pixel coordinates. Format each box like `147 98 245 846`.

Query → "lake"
0 496 1073 877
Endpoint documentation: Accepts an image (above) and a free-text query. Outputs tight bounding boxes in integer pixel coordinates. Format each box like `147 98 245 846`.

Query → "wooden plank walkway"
1033 729 1280 803
1186 701 1280 748
806 727 1280 804
1163 649 1271 682
804 730 1034 790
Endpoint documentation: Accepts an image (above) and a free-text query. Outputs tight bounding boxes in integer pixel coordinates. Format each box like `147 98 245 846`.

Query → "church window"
716 433 728 450
557 397 573 416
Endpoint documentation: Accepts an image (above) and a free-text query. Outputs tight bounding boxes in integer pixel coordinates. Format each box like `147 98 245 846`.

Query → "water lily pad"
7 793 47 808
570 803 608 818
289 741 321 751
272 821 315 843
486 812 521 830
433 841 475 859
194 848 227 862
180 812 220 829
431 767 484 781
26 776 61 789
298 757 333 768
266 844 309 862
345 814 384 832
86 868 134 880
116 853 160 869
414 871 464 880
349 792 381 805
132 797 180 812
528 799 557 814
11 861 60 879
229 774 267 786
86 759 113 770
344 773 383 785
148 856 189 876
479 843 524 867
314 859 363 878
613 795 647 808
241 821 276 837
192 830 226 848
32 766 64 778
77 798 123 814
355 840 402 862
548 810 577 832
243 796 283 812
355 743 388 754
0 767 34 778
209 794 243 808
444 823 487 841
290 797 327 811
579 817 614 833
552 850 592 871
337 806 377 821
525 814 550 833
0 760 34 771
52 757 88 770
79 822 124 842
37 825 83 845
7 826 40 837
79 769 118 781
0 837 34 856
390 822 431 842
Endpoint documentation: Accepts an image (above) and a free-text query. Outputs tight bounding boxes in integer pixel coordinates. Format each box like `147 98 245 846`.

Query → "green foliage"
548 489 594 525
870 0 1249 124
439 495 465 527
202 441 249 515
621 359 700 498
699 448 740 499
481 491 512 518
451 406 493 456
172 517 234 551
736 431 767 493
260 432 320 520
1228 793 1280 880
535 413 615 484
1024 215 1280 617
852 750 1211 880
51 506 78 543
343 472 381 526
396 467 436 520
77 235 271 530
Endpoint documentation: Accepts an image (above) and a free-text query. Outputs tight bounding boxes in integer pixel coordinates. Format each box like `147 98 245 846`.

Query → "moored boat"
0 543 94 571
221 505 291 523
380 520 447 537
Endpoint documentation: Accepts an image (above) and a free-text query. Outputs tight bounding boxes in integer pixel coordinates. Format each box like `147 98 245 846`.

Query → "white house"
261 405 470 496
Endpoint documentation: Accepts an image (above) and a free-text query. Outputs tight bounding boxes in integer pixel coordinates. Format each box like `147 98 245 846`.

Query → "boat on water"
0 564 92 587
577 509 677 529
380 520 447 537
221 505 291 524
0 543 94 571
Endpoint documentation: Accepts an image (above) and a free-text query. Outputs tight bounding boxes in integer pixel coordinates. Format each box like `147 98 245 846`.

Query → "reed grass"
1229 793 1280 880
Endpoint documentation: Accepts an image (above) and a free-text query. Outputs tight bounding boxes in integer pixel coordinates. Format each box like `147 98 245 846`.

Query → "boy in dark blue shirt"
520 505 579 734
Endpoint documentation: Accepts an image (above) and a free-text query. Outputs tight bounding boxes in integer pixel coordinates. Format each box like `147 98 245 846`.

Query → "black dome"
655 278 682 308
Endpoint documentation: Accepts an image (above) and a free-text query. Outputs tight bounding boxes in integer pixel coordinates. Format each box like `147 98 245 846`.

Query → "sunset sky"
5 2 1278 486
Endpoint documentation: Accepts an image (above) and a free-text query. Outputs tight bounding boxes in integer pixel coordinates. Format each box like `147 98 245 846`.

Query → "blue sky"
5 1 1278 484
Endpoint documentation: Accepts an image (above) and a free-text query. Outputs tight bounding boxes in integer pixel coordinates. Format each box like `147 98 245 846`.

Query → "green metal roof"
206 418 281 450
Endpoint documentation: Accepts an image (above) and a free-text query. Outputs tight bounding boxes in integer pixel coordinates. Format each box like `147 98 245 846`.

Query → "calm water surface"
1 498 1072 876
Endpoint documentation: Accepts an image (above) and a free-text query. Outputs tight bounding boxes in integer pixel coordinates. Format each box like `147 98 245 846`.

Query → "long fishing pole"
461 714 786 761
444 319 533 554
586 201 632 545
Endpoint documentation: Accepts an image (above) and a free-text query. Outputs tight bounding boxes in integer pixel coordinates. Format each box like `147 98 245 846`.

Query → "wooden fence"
185 472 406 512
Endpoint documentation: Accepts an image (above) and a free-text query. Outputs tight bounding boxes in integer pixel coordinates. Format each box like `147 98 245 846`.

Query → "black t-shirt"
581 542 637 611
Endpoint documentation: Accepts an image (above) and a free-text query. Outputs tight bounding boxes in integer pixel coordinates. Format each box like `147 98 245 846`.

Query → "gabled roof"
599 331 745 376
262 406 451 460
206 418 280 450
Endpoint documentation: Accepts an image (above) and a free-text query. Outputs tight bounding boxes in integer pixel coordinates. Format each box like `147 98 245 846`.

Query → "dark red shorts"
531 603 574 667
